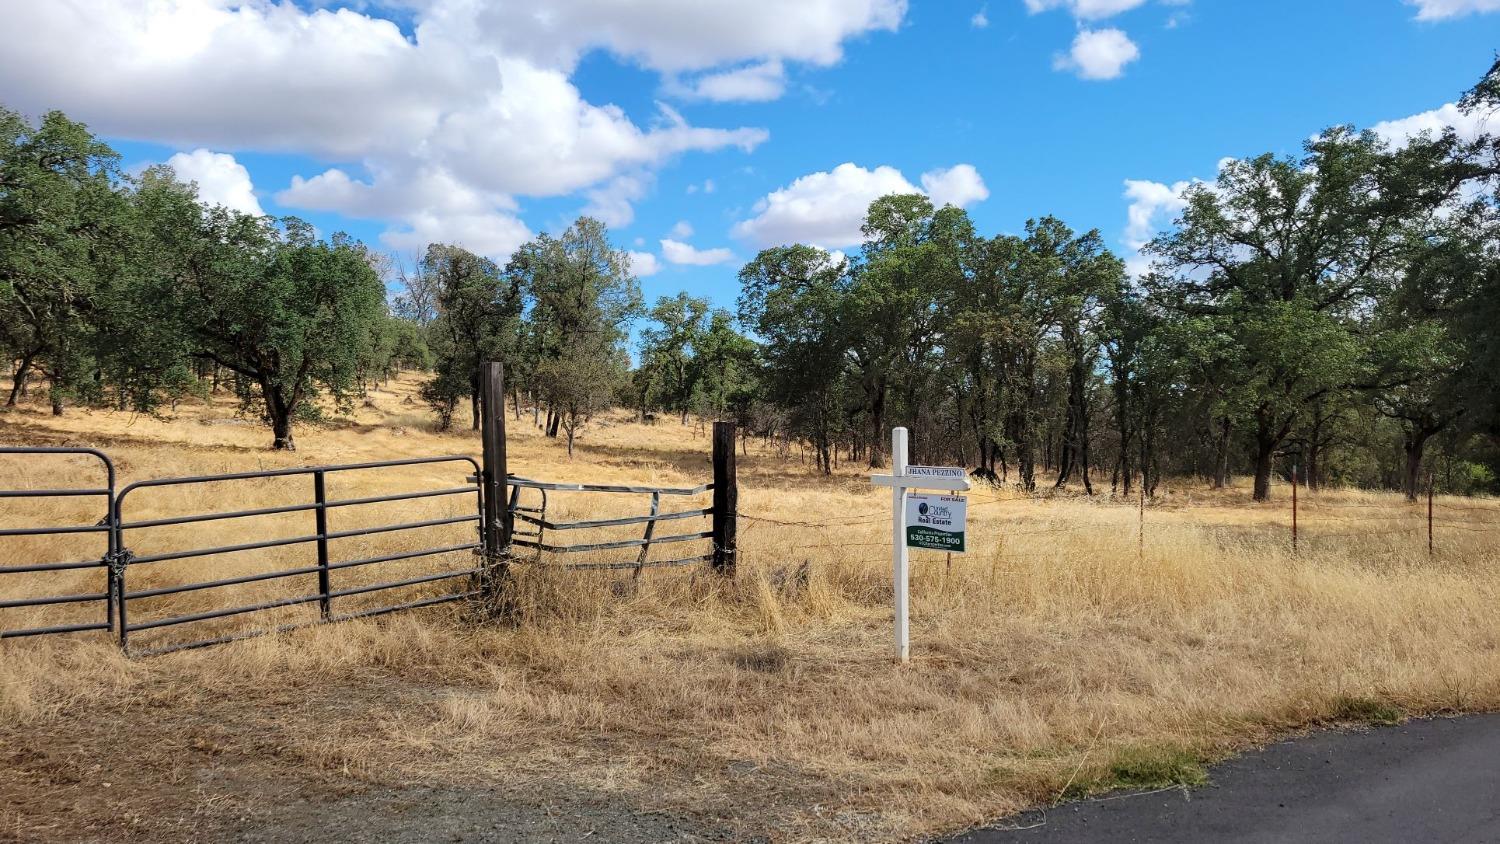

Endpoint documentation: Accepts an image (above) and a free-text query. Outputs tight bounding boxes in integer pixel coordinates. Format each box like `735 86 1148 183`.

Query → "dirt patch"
0 674 738 844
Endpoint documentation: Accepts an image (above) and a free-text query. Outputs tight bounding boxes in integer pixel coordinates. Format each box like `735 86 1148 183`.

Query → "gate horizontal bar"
511 529 711 554
324 567 474 601
124 542 479 600
116 455 481 499
554 553 714 571
507 475 711 496
125 567 478 633
0 524 110 536
120 486 479 530
0 591 109 609
0 488 110 498
514 506 710 531
0 559 105 575
0 620 113 639
127 514 478 565
323 514 477 542
131 589 481 657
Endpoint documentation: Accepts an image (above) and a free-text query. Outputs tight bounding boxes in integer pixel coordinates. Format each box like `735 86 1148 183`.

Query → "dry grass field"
4 372 1500 842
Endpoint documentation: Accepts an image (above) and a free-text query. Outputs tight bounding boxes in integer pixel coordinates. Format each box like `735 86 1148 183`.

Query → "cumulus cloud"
1122 178 1194 251
669 220 695 239
452 0 908 72
1406 0 1500 18
1024 0 1151 19
921 164 991 208
165 149 263 216
661 238 736 266
381 211 534 260
627 250 663 277
582 172 653 228
971 6 991 27
683 60 787 102
732 162 989 249
1054 28 1140 80
1371 102 1494 145
0 0 903 260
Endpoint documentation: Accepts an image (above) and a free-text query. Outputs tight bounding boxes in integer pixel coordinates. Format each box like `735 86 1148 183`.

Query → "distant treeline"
4 59 1500 499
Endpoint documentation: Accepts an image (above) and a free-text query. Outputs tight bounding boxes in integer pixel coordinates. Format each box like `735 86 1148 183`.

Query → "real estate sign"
905 493 967 553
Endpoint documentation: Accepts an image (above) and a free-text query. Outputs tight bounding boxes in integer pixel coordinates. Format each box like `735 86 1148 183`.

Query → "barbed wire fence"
733 470 1500 571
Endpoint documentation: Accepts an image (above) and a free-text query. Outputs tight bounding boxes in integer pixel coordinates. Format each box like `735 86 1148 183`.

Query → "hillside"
3 374 1500 842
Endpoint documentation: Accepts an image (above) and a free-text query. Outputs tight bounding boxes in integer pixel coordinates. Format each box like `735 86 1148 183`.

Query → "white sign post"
870 427 970 663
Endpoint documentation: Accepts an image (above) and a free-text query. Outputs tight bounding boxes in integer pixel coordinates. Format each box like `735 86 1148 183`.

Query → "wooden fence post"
479 362 511 568
712 421 738 574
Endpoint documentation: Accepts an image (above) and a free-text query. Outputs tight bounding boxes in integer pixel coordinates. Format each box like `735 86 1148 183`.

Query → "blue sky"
4 0 1497 320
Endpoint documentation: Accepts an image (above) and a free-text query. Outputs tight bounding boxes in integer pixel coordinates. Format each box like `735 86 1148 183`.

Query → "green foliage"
5 54 1500 485
131 176 387 448
420 243 522 431
0 107 125 412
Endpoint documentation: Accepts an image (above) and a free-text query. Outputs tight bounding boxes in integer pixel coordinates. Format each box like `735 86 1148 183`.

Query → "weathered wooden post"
711 421 737 574
479 362 511 588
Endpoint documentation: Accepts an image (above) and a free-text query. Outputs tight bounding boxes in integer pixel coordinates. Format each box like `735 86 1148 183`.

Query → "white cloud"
661 238 736 266
1406 0 1500 19
921 164 990 208
732 161 989 249
581 172 652 228
455 0 908 72
683 60 786 102
669 220 695 239
164 148 263 216
381 210 534 260
972 6 991 27
1054 28 1140 80
5 0 908 261
1122 178 1194 251
1024 0 1151 20
1371 102 1494 146
627 250 663 277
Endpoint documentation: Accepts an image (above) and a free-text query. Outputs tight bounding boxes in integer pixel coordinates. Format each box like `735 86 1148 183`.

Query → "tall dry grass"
3 373 1500 841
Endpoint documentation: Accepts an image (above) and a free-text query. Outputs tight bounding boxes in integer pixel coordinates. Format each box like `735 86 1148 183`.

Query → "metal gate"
0 447 118 639
113 456 485 655
0 452 487 655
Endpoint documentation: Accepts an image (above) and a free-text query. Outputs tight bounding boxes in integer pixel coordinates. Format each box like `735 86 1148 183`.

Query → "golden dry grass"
3 373 1500 841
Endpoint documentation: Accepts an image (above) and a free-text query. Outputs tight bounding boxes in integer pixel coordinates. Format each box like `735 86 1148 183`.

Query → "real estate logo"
905 493 968 553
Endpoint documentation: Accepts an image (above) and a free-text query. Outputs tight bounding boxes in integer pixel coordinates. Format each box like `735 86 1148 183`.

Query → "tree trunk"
1402 429 1431 503
470 390 481 431
1212 416 1231 489
7 352 35 407
868 381 887 469
266 392 296 451
1252 436 1277 502
48 377 64 416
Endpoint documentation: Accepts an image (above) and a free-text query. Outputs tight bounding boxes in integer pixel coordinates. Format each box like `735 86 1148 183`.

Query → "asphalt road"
954 714 1500 844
